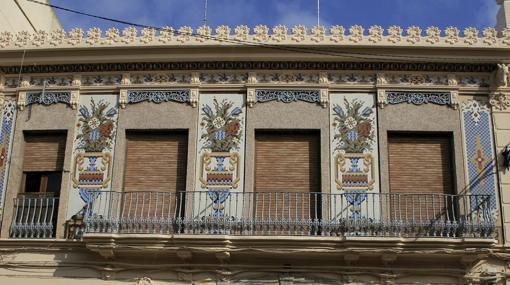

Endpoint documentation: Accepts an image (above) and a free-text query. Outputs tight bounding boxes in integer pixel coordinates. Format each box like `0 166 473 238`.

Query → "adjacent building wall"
0 0 61 33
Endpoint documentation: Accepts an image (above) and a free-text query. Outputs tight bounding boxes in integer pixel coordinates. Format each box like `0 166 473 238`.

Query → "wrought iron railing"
10 195 59 239
83 191 495 238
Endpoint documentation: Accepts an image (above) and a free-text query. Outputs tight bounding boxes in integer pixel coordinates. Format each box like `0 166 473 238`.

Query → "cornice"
0 61 496 74
1 25 510 50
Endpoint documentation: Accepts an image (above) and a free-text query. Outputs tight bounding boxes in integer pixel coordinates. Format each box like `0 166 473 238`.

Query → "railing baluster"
58 191 494 240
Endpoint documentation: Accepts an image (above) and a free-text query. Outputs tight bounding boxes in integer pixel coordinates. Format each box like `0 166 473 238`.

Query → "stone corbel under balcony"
81 234 496 271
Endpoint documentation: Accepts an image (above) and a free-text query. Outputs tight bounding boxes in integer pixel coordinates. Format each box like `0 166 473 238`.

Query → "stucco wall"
377 103 466 195
244 100 330 194
112 100 198 194
0 103 76 238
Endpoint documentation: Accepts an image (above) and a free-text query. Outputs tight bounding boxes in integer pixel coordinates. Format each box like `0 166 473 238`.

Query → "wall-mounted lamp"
503 145 510 170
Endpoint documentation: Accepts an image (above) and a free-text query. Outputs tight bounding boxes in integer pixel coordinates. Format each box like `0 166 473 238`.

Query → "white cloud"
274 1 330 28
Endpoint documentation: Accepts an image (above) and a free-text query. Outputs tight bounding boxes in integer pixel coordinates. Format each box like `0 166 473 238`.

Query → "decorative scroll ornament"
378 90 455 108
18 91 72 110
255 89 321 104
134 277 153 285
125 90 190 106
489 92 510 111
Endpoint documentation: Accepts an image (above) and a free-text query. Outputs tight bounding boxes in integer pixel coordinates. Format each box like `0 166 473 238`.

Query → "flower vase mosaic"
197 96 245 217
67 96 118 219
330 94 379 218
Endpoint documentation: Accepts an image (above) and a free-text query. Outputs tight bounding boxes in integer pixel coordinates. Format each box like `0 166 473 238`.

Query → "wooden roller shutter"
388 133 454 222
255 131 321 221
122 132 188 224
23 133 66 172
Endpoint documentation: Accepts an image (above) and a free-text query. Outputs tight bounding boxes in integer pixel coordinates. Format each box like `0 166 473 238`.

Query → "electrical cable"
24 0 509 63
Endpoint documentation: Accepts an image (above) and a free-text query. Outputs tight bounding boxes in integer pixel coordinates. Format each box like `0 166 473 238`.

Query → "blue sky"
48 0 499 31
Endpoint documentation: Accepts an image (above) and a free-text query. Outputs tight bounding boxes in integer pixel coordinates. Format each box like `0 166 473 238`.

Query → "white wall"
0 0 61 33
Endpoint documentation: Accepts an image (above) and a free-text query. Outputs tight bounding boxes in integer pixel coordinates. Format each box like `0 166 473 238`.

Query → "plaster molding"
0 61 494 75
190 88 198 108
247 88 255 108
119 90 127 109
17 91 26 110
70 90 79 110
489 92 510 110
2 25 510 50
320 89 329 108
134 277 153 285
121 73 131 85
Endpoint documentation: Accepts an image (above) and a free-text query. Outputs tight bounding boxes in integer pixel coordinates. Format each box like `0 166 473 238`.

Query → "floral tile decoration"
195 94 246 217
67 95 119 219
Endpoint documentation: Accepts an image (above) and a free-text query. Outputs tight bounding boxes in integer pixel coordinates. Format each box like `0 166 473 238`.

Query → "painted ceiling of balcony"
49 0 497 31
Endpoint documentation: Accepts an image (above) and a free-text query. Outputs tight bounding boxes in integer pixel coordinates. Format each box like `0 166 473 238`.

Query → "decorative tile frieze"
130 73 192 85
384 74 449 86
255 89 321 105
378 90 457 108
17 90 77 110
25 91 71 106
81 74 122 86
125 90 190 105
256 73 320 84
328 73 376 84
199 73 248 84
458 75 491 87
29 76 73 87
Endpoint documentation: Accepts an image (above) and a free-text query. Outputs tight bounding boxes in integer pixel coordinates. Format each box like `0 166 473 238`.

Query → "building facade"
0 0 61 33
1 3 510 285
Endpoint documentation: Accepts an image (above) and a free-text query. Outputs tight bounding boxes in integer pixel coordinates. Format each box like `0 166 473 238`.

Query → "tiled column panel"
329 93 380 219
0 100 17 208
66 95 119 219
460 100 498 211
194 93 246 217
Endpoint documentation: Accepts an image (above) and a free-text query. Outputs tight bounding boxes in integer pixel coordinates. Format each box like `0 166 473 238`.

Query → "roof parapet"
0 25 509 50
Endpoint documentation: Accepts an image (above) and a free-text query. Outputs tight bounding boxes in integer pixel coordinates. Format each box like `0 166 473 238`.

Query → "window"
22 133 66 195
387 132 455 221
122 131 188 224
254 130 321 221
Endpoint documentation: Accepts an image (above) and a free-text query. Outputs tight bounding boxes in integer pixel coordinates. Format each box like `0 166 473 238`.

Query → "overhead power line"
23 0 509 63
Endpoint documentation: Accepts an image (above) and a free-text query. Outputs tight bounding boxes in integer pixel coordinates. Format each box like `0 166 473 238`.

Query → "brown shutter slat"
23 133 66 172
123 132 188 222
255 131 321 220
388 133 454 220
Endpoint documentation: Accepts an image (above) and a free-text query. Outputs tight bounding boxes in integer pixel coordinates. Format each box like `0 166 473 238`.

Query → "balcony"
82 191 495 239
9 194 59 239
